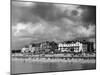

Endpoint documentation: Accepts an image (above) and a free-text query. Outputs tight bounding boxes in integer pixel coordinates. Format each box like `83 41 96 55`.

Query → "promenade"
12 53 96 64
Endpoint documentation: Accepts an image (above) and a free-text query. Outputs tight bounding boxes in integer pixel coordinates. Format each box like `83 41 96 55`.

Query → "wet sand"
11 57 96 74
12 57 96 63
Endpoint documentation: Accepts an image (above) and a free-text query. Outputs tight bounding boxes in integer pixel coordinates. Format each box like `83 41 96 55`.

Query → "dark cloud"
80 5 96 24
11 1 96 49
12 1 40 24
31 2 63 21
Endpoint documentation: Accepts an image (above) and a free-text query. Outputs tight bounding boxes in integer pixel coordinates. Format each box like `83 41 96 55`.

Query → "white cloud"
12 23 28 36
65 24 95 40
65 32 75 40
12 23 45 37
12 22 60 37
27 23 45 34
46 26 60 35
76 25 95 37
54 4 78 12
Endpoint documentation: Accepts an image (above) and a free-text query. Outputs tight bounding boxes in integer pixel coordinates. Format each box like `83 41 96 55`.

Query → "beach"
11 54 96 74
11 57 96 74
12 57 96 63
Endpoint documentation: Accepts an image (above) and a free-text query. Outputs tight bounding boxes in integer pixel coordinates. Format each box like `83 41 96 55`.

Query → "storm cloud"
11 1 96 49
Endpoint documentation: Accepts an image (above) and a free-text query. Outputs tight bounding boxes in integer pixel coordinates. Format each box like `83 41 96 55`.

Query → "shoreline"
11 53 96 64
12 57 96 64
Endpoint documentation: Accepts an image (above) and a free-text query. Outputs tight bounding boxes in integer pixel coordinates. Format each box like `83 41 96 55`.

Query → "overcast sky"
11 0 96 49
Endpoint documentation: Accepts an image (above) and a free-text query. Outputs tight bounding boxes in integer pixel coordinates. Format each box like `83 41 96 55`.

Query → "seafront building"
21 40 95 53
58 41 83 52
21 45 29 53
58 40 94 53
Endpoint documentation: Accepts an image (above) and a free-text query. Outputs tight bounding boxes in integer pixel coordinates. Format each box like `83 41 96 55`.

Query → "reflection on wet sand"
11 58 96 74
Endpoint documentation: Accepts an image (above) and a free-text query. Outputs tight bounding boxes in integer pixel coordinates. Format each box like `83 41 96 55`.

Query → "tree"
49 41 58 53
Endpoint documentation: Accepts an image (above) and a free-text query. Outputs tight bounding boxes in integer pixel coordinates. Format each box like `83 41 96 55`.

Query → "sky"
11 0 96 49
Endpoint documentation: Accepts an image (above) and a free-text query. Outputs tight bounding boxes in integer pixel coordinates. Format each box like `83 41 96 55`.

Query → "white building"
58 42 83 52
21 47 29 53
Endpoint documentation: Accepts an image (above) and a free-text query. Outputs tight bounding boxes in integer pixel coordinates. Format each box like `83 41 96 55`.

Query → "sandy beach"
12 57 96 64
11 54 96 74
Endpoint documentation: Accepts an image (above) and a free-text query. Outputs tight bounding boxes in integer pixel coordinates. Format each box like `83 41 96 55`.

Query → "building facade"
21 40 94 53
58 41 94 53
58 41 83 53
